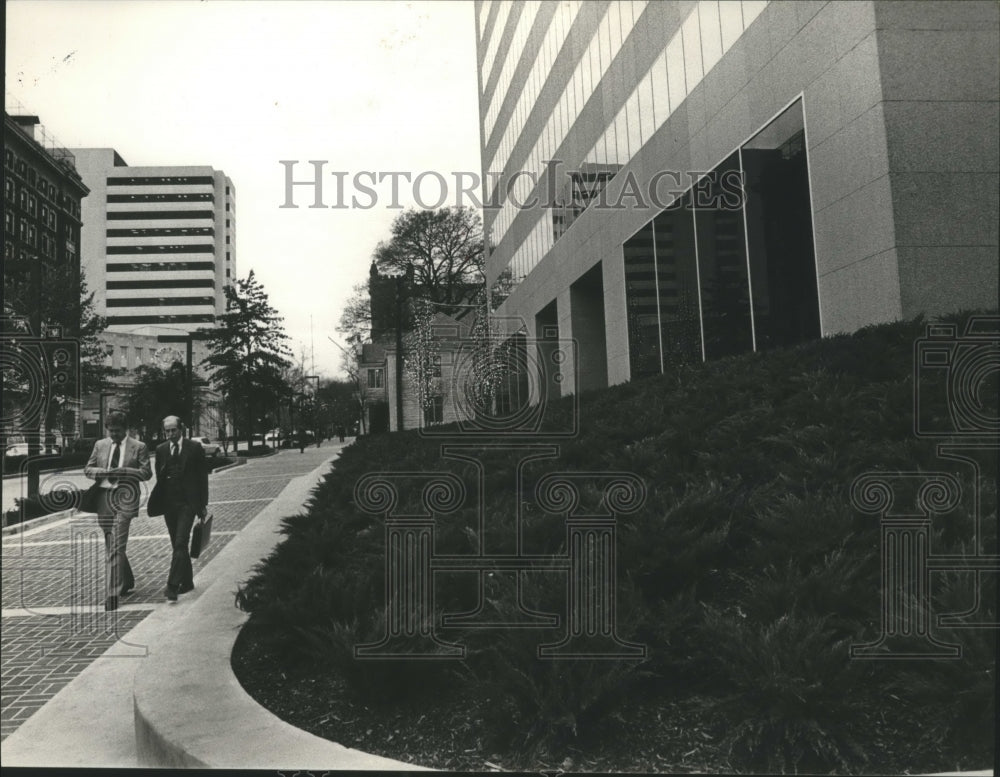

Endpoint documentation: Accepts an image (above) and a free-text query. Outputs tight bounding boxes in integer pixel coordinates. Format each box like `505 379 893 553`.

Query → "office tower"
72 149 236 336
476 1 998 393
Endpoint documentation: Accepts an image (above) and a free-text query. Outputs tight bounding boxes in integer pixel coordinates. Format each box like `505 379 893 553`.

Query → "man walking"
84 411 152 611
147 416 209 602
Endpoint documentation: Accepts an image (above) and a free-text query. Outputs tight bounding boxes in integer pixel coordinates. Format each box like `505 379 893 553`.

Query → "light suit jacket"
84 436 152 518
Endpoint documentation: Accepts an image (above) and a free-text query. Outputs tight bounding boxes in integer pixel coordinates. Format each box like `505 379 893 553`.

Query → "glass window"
741 99 820 350
624 222 662 378
666 33 686 112
699 1 724 74
626 89 642 154
599 15 611 73
693 152 753 359
741 0 767 28
720 0 744 49
682 10 704 94
638 72 656 145
609 3 623 55
622 0 635 34
615 104 629 164
654 196 703 368
367 368 384 389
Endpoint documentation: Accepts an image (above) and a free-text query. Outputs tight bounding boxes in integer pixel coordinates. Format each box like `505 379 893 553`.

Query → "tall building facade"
477 1 998 394
72 148 236 336
3 112 89 333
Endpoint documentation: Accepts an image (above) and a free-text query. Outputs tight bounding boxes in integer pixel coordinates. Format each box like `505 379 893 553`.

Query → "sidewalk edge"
131 452 429 771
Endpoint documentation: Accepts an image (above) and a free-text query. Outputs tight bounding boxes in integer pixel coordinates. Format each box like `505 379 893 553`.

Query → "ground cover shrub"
234 310 997 771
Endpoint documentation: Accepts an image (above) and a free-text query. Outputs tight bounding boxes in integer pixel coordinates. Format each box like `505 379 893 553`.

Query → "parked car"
5 442 61 457
193 437 221 457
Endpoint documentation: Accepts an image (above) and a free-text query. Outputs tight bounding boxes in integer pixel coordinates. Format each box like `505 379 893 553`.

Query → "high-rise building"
3 112 89 333
72 149 236 336
477 1 998 395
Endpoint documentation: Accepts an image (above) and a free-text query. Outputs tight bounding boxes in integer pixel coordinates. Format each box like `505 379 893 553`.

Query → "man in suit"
147 416 209 601
84 410 152 611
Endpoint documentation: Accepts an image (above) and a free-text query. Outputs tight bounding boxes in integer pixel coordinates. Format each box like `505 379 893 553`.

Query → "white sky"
5 0 483 378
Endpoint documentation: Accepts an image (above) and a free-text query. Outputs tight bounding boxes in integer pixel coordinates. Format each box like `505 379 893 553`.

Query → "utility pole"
395 275 404 432
27 252 42 502
157 331 208 439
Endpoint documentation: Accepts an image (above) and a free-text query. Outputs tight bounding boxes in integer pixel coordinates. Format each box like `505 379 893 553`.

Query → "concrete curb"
1 507 78 536
207 457 246 474
132 453 427 771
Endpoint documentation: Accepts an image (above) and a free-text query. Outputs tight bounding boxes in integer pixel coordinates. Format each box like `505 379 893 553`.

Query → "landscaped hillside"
233 311 997 773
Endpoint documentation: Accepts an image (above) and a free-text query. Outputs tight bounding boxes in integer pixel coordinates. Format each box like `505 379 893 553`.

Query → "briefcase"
80 483 102 513
190 513 214 559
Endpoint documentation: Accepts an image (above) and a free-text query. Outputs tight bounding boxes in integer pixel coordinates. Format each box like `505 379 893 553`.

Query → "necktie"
172 442 179 458
110 443 121 469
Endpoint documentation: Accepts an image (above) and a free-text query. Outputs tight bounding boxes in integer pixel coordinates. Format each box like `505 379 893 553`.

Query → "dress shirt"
100 437 127 489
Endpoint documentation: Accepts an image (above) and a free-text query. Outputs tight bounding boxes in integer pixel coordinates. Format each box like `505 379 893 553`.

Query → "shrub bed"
232 312 996 773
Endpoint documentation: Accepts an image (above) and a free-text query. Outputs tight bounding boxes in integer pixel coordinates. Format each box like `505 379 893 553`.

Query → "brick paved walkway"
0 445 339 740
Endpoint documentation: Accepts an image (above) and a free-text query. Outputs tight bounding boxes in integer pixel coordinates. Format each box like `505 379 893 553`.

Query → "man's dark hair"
106 410 128 428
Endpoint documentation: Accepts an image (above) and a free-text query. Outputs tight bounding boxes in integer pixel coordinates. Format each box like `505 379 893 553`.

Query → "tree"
120 363 199 442
201 271 292 452
316 378 358 432
337 282 372 346
374 207 484 310
401 298 442 423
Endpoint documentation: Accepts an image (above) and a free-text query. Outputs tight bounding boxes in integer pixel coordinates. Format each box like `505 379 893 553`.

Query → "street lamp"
98 391 116 434
155 329 213 438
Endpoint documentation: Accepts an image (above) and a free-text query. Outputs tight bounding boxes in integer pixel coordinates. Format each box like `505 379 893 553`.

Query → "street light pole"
98 391 116 434
395 275 404 431
157 331 210 439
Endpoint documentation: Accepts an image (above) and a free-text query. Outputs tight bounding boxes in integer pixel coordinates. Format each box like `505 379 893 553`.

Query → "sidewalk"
0 442 414 769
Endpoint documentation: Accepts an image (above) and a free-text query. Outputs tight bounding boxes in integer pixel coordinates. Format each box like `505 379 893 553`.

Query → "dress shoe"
164 586 178 602
178 583 195 594
104 596 119 612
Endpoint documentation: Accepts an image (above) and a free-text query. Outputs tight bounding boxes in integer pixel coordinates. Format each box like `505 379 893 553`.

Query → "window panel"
699 1 724 74
682 11 704 93
741 0 767 28
626 90 642 155
624 222 662 378
615 104 630 164
666 33 687 112
654 198 703 368
621 0 634 34
694 153 753 360
638 71 656 145
650 51 670 129
741 99 820 350
609 4 623 56
719 0 744 49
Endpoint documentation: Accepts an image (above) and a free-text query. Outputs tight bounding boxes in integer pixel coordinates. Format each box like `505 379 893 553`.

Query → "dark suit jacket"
147 438 209 518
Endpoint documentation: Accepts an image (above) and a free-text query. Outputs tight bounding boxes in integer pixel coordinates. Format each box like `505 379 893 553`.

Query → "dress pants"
95 490 134 598
164 500 196 590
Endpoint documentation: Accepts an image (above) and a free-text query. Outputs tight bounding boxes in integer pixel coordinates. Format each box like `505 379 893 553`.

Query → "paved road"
0 444 342 741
